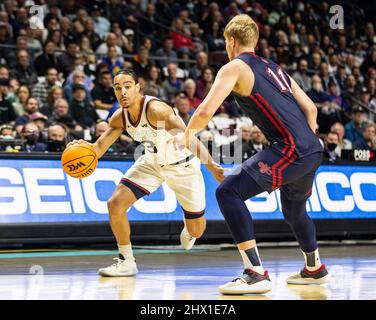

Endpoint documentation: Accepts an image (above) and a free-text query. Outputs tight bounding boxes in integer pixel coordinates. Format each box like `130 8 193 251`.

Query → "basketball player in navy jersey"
173 14 329 294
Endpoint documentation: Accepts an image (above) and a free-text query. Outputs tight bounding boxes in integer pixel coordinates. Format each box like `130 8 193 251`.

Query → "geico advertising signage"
0 159 375 223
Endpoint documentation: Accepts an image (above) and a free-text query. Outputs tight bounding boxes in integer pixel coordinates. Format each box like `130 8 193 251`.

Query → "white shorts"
121 155 206 216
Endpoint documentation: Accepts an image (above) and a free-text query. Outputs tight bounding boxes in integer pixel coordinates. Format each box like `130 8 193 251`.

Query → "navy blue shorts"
239 147 323 200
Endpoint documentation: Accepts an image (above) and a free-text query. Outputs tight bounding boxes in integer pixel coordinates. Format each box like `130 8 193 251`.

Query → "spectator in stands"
292 58 311 92
188 51 208 80
0 78 16 125
358 87 376 122
46 29 65 51
33 40 59 77
183 78 202 110
5 36 28 69
161 63 183 103
96 32 123 56
308 52 322 76
20 121 47 152
14 97 40 133
343 74 359 99
57 40 79 78
139 3 159 36
144 65 164 99
91 71 116 112
206 21 226 51
31 68 60 107
46 123 66 152
123 29 135 54
64 69 92 105
11 84 29 117
69 83 98 129
345 106 368 143
41 85 63 116
83 18 101 51
30 111 48 133
330 122 353 156
190 23 207 54
196 66 214 100
90 4 111 40
174 94 191 126
101 45 124 76
155 37 178 69
170 18 195 51
11 49 38 87
354 123 376 151
111 22 133 54
131 46 152 80
323 131 340 162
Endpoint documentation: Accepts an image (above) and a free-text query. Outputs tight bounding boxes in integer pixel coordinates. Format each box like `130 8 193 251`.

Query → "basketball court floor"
0 243 375 300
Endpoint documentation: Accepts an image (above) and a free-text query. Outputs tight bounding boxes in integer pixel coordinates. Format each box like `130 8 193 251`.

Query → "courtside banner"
0 159 375 223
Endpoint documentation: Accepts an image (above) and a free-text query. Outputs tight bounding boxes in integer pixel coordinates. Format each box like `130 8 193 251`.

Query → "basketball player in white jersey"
68 69 225 277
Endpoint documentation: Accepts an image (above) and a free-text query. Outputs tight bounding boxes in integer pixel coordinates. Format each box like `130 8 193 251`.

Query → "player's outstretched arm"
289 76 318 133
67 108 124 159
184 62 240 147
148 101 226 183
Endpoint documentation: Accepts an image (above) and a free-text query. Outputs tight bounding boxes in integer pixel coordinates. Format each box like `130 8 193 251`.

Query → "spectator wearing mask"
354 123 376 152
0 77 16 125
345 106 368 143
69 83 98 129
47 123 66 152
31 68 60 107
21 121 46 152
323 131 340 162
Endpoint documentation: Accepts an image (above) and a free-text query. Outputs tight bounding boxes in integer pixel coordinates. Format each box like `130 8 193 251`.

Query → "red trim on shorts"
250 93 297 189
120 178 150 195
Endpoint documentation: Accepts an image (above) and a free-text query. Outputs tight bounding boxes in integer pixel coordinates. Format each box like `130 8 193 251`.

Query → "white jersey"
122 95 192 165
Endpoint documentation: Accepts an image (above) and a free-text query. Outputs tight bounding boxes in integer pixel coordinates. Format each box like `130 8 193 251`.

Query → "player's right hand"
66 139 92 148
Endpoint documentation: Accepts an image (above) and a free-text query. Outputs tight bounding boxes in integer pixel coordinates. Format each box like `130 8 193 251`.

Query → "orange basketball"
61 143 98 178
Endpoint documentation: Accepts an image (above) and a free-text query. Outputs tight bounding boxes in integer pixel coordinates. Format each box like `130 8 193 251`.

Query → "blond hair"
224 14 259 48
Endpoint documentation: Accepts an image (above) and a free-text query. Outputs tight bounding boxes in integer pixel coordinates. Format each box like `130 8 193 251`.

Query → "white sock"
239 246 265 275
303 248 322 271
118 243 134 260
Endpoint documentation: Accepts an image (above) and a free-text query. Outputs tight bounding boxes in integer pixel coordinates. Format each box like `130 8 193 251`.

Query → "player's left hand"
207 161 227 184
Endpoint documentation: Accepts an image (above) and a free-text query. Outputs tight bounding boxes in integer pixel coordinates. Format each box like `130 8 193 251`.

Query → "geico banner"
0 158 375 223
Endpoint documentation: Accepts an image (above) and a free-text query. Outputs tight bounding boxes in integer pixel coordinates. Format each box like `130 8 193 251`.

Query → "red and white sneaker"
219 269 272 295
286 264 330 285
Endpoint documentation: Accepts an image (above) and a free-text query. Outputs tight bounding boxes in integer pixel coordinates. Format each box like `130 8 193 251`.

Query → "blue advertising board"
0 158 375 223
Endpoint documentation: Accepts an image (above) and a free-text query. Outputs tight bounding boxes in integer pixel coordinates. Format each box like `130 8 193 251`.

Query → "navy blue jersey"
233 52 323 158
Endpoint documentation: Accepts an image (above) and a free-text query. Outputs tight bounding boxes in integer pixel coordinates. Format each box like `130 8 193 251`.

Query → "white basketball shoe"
219 269 272 295
98 254 138 277
286 264 330 285
180 226 196 250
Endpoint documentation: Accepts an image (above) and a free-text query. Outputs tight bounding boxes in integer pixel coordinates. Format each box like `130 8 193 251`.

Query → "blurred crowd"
0 0 375 162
